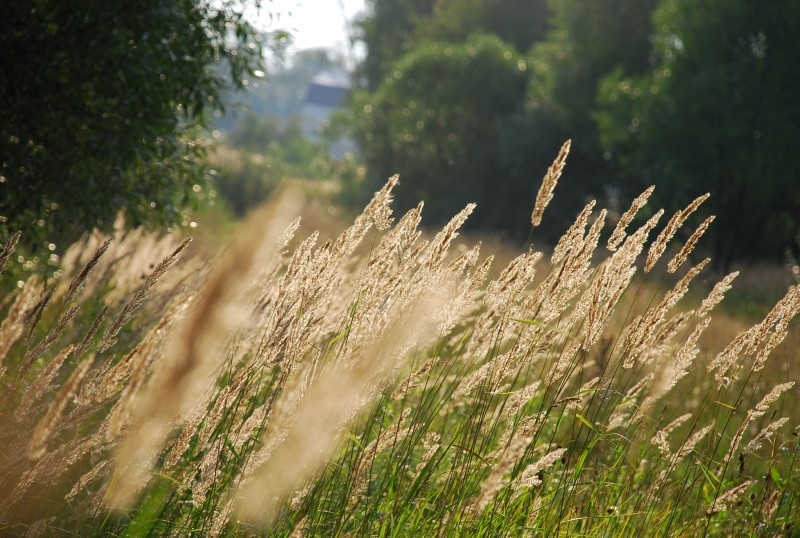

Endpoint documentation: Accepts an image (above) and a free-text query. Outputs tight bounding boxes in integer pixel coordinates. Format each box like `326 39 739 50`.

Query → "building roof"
304 82 349 108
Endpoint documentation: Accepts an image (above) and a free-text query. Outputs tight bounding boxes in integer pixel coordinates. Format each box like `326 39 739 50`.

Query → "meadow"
1 142 798 537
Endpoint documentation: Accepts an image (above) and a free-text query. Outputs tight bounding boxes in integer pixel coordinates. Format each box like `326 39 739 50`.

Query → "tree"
0 0 265 249
354 0 550 92
596 0 800 266
354 0 437 91
414 0 550 53
349 35 529 229
494 0 660 242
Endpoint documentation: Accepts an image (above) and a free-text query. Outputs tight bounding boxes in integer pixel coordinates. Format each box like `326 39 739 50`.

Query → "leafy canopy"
0 0 265 249
596 0 800 265
349 34 529 228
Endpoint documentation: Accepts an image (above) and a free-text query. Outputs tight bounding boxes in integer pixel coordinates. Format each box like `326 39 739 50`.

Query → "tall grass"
1 146 798 537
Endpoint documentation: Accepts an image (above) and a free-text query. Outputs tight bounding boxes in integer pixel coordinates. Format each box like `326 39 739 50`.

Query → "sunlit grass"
1 150 798 537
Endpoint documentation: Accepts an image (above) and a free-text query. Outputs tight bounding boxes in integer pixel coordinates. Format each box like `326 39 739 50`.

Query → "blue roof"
304 83 348 108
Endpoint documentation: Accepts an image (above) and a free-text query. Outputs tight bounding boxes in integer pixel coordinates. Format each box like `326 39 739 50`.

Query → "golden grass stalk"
0 276 40 370
97 237 192 353
742 417 790 454
706 480 754 516
513 447 568 490
531 139 571 227
63 237 112 305
652 413 693 455
472 415 543 512
26 353 93 460
235 282 456 526
106 190 304 509
649 425 712 496
607 186 655 252
0 231 22 274
667 215 714 273
645 193 709 273
724 381 795 464
14 344 75 423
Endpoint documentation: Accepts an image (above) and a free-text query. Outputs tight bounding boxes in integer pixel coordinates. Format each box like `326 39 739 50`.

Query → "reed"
0 146 797 537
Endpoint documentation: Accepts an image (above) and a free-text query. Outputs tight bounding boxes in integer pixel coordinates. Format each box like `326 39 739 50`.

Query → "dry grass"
0 147 798 537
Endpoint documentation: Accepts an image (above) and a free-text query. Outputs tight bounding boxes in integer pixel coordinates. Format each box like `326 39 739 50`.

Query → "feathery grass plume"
635 315 710 421
709 285 799 381
97 237 191 353
0 230 22 274
102 299 191 440
14 344 75 422
1 429 106 519
708 324 758 385
20 304 81 377
752 285 800 371
743 417 789 454
652 413 693 455
23 286 54 343
235 282 455 526
724 382 795 465
471 417 544 513
332 175 399 255
107 191 304 509
531 209 607 332
349 407 413 501
392 355 439 400
421 203 476 269
26 354 93 460
580 205 666 350
761 490 782 523
706 480 754 516
649 425 712 496
564 376 601 412
645 193 710 273
606 373 652 430
65 460 109 503
513 447 568 491
667 215 715 273
0 276 40 368
410 431 441 484
502 380 542 419
551 200 595 265
72 306 108 363
622 258 710 367
698 271 739 317
607 186 655 251
162 382 229 471
63 236 112 305
531 139 571 227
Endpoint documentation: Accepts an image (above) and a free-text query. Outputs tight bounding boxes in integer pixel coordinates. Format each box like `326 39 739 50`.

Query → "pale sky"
258 0 367 62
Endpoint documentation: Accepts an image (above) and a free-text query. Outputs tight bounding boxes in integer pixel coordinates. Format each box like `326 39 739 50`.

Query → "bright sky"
258 0 367 62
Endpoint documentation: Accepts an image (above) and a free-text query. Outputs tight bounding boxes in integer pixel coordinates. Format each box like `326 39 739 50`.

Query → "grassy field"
1 146 799 537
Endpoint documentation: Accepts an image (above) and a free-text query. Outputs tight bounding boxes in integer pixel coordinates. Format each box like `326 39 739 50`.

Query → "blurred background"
2 0 800 280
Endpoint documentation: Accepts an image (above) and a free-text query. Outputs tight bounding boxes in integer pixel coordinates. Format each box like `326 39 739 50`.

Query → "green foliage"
494 0 660 241
349 35 529 228
414 0 550 53
0 0 265 250
355 0 437 91
355 0 550 91
213 112 364 216
350 0 659 241
596 0 800 267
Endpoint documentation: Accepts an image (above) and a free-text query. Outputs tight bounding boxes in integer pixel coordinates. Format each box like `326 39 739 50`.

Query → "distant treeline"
340 0 800 268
